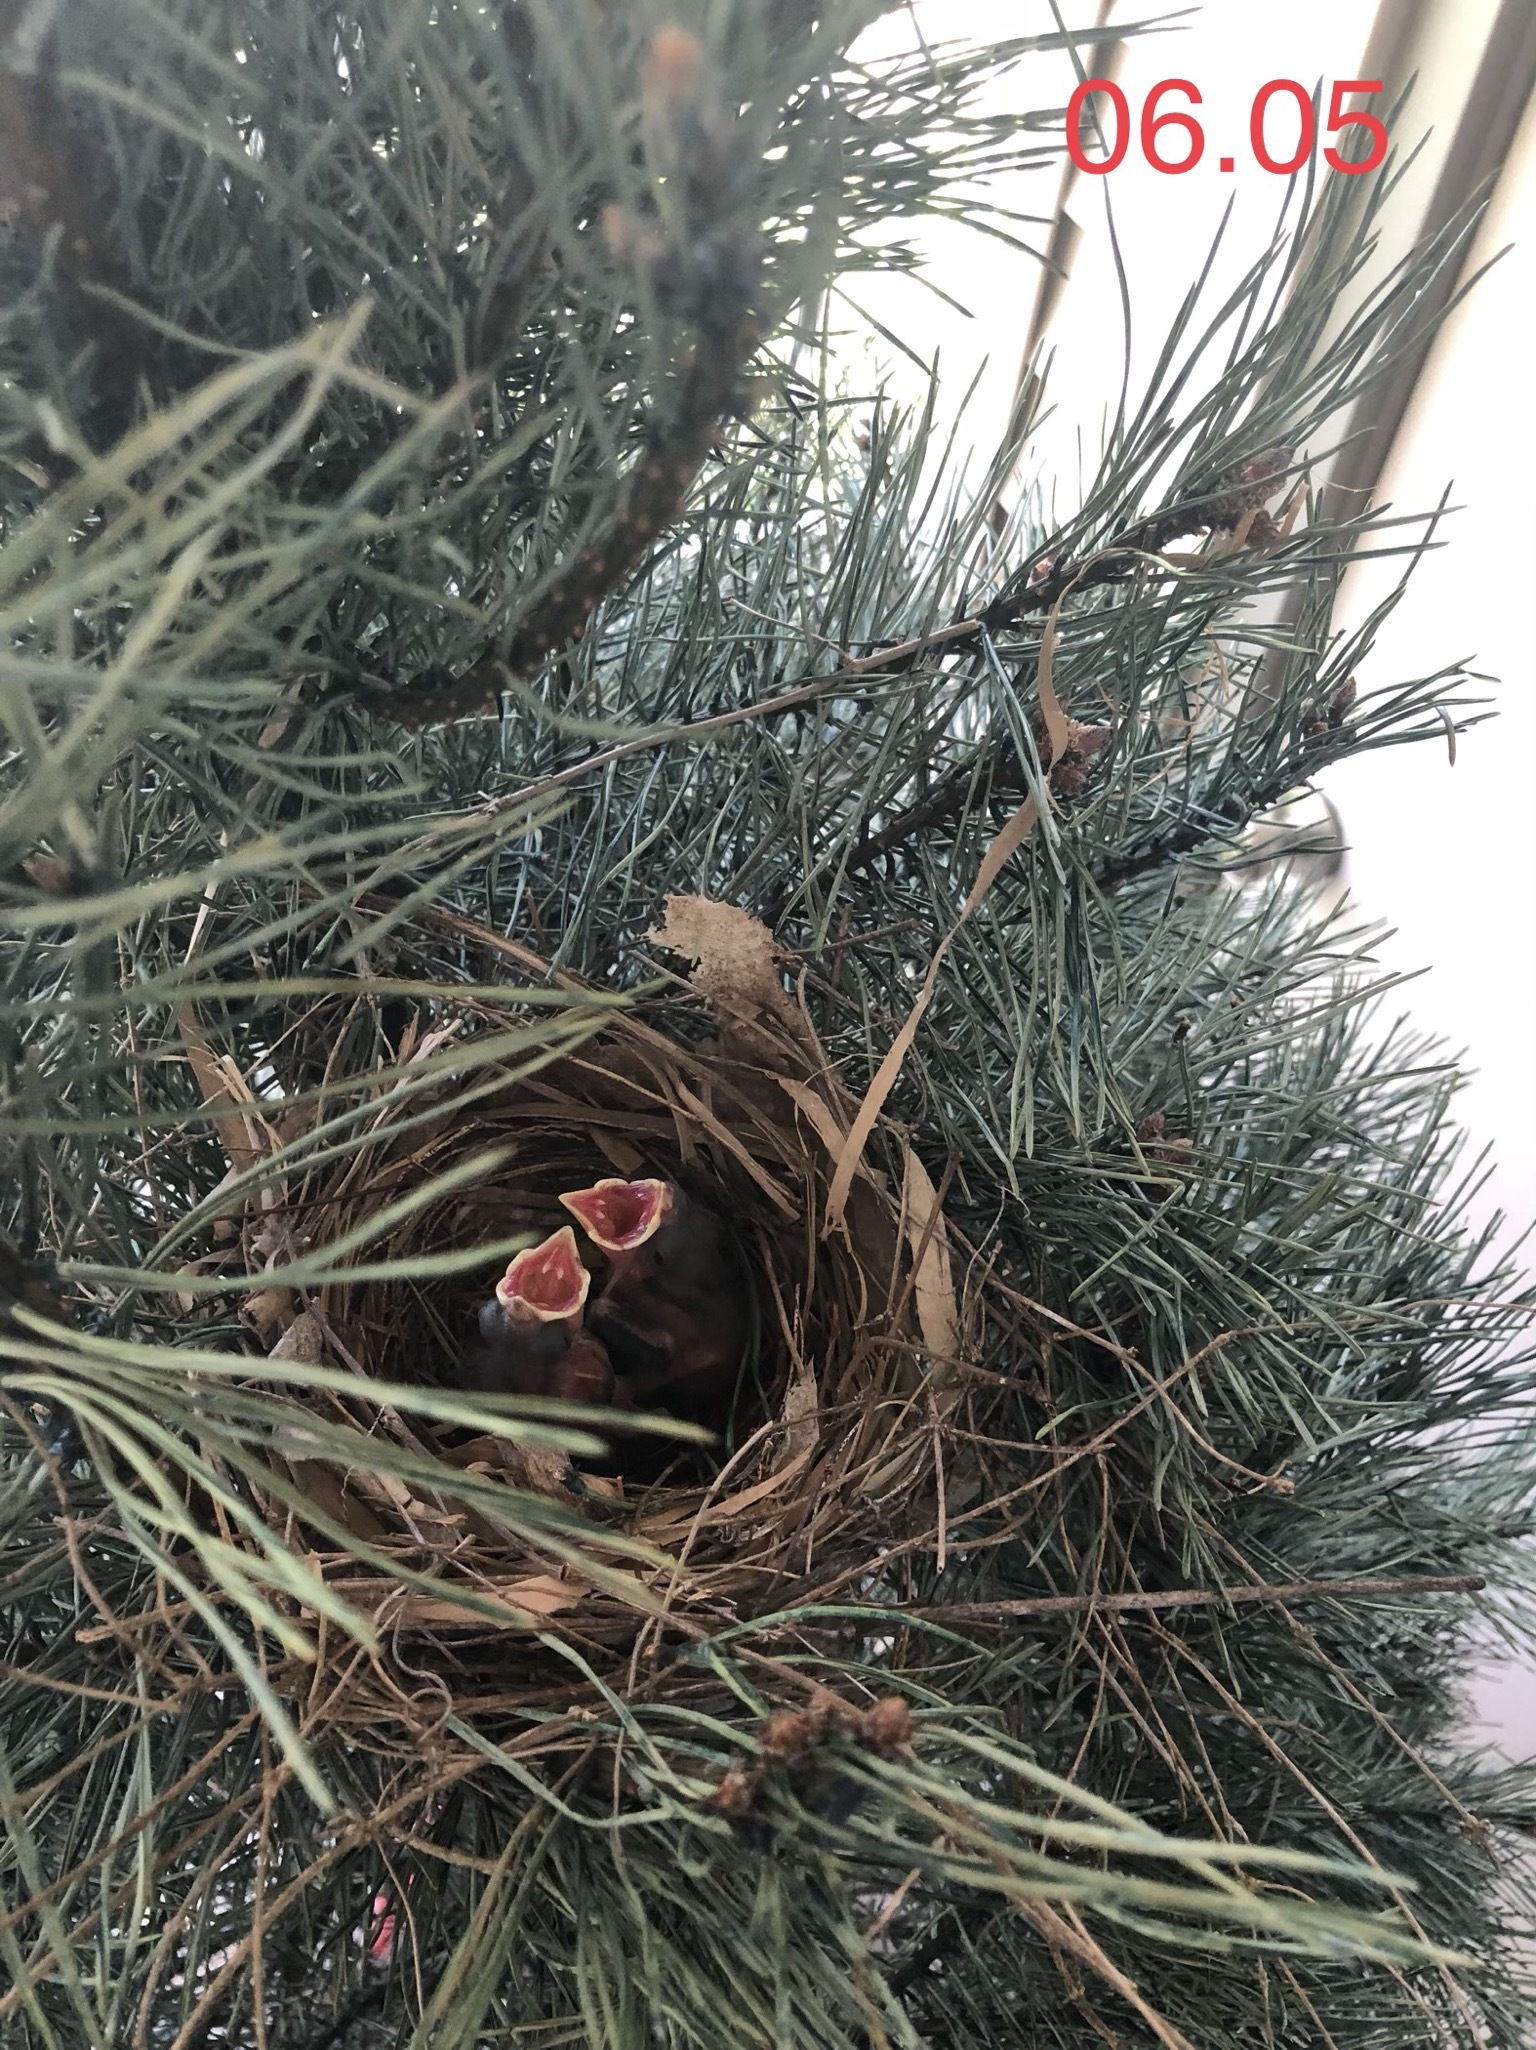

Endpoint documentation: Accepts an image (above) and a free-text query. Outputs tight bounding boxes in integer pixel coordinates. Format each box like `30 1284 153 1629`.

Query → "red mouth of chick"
495 1225 590 1321
559 1177 671 1252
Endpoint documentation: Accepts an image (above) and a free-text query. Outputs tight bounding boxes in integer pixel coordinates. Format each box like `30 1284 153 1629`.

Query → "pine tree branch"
980 451 1293 634
841 454 1292 875
413 461 1287 849
909 1573 1485 1624
365 27 767 730
0 1 147 448
6 21 1533 2041
370 291 763 729
369 354 1287 741
1088 800 1251 894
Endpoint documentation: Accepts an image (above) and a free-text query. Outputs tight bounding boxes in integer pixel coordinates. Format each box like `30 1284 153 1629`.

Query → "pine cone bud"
760 1710 814 1762
1207 447 1292 527
859 1696 914 1755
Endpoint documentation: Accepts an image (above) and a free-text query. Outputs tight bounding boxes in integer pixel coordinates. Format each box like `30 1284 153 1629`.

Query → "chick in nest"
558 1177 747 1422
464 1225 614 1405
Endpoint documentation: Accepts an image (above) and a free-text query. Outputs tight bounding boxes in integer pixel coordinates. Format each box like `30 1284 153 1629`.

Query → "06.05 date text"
1067 78 1388 177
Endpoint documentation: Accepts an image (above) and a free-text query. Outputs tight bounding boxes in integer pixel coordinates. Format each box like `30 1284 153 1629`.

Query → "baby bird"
463 1225 614 1405
558 1178 747 1420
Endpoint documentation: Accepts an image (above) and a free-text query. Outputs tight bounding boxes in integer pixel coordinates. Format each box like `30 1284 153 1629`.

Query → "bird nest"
224 898 968 1688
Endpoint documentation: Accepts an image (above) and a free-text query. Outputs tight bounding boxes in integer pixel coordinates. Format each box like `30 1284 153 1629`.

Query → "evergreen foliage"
1 5 1533 2046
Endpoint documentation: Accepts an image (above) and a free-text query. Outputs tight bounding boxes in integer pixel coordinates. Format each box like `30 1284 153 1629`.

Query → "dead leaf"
779 1363 820 1458
775 1076 849 1159
270 1313 324 1365
177 1011 280 1245
267 1457 388 1544
900 1147 960 1373
647 895 795 1029
268 1419 333 1462
512 1443 578 1498
638 1445 815 1538
244 1287 291 1340
325 1575 586 1630
491 1574 586 1617
825 794 1041 1232
578 1470 624 1501
448 1437 578 1500
1032 598 1072 768
351 1469 413 1512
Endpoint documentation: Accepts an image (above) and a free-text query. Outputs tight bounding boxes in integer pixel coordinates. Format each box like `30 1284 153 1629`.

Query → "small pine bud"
1243 507 1282 551
1327 675 1357 729
1135 1111 1192 1171
1208 448 1293 528
806 1690 857 1742
1049 720 1112 797
760 1710 814 1762
859 1696 913 1755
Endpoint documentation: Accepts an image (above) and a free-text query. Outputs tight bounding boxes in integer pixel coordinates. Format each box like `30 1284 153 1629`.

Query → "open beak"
559 1177 677 1253
495 1225 590 1322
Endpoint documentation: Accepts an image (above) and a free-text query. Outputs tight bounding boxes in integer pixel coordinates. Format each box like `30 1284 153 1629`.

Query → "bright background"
840 1 1536 1757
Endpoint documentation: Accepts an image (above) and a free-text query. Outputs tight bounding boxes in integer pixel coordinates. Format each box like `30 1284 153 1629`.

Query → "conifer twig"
904 1572 1485 1625
842 452 1294 874
367 26 765 730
